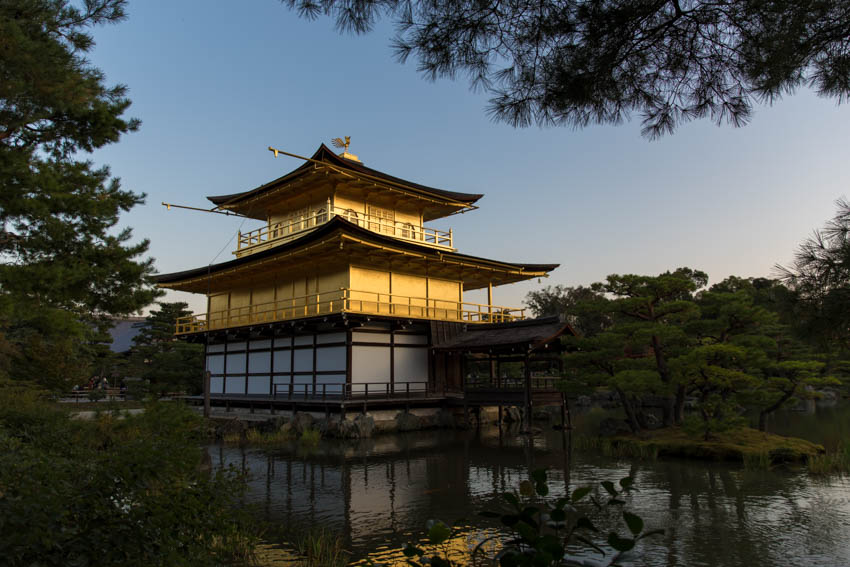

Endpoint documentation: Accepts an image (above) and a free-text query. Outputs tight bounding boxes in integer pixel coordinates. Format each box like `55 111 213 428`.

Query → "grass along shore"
604 426 825 464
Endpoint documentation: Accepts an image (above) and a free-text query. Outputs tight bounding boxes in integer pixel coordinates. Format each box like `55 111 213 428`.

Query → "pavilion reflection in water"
210 427 571 546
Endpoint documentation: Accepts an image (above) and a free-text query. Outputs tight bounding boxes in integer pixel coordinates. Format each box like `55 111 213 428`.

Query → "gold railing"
235 206 453 256
175 288 525 334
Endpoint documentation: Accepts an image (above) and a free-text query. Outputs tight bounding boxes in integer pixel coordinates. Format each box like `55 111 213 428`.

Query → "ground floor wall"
204 320 430 396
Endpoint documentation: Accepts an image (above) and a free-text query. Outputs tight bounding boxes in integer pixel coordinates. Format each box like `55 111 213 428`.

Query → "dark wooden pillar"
489 351 496 388
203 370 211 418
523 352 532 430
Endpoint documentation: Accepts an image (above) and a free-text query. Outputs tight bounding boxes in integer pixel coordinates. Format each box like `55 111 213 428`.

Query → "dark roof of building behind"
207 144 483 207
433 316 576 352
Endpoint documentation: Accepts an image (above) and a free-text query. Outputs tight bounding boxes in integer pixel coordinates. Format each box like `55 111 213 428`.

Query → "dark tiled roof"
208 144 483 207
154 216 558 285
433 316 576 352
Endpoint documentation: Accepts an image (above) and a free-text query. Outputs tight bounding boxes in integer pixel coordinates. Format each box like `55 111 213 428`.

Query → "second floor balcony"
235 206 454 257
174 288 525 335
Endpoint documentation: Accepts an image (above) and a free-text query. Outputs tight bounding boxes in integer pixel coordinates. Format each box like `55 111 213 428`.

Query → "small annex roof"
432 316 577 353
154 216 558 293
206 144 483 220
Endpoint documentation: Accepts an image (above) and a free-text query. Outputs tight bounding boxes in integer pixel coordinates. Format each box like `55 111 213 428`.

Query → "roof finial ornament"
331 136 361 162
331 136 350 152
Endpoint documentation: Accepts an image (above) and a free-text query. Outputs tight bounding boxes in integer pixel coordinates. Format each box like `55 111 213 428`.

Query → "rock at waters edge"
395 411 422 432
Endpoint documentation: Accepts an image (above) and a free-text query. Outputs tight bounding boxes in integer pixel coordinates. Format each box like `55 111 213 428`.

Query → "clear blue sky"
87 0 850 314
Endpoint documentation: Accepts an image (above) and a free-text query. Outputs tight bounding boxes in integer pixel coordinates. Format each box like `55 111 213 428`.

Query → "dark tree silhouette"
281 0 850 137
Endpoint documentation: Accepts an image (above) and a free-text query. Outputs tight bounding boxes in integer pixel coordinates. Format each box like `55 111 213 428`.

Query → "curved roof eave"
206 144 484 208
154 216 558 285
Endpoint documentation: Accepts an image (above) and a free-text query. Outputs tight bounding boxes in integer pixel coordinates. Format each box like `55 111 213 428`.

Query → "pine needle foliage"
0 1 158 387
280 0 850 137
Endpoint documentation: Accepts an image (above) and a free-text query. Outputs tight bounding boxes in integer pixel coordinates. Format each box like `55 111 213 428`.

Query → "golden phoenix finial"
331 136 351 152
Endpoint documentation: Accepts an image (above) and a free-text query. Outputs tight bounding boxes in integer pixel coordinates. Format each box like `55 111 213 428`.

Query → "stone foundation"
206 402 565 440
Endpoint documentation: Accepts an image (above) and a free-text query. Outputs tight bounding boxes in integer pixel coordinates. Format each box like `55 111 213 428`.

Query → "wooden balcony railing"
464 376 561 391
271 381 432 400
174 288 525 334
235 205 453 256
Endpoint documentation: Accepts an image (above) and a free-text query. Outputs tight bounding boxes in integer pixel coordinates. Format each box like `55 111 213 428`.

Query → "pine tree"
559 271 835 436
281 0 850 137
0 1 157 388
127 303 204 395
525 284 612 337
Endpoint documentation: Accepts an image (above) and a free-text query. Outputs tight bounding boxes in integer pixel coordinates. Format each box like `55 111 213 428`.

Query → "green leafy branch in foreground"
401 470 662 566
0 386 258 567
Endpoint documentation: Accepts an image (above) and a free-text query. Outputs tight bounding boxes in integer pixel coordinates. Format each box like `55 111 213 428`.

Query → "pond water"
212 403 850 566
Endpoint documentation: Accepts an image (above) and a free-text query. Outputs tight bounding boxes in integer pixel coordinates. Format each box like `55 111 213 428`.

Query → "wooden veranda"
432 316 577 426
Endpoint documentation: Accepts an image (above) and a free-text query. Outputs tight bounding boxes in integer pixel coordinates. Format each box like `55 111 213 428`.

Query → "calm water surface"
213 403 850 566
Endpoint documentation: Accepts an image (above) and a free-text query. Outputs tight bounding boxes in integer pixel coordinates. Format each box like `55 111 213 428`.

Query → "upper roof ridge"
206 144 484 211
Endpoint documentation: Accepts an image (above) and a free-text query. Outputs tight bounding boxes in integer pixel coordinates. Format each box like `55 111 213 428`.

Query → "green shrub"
0 384 258 566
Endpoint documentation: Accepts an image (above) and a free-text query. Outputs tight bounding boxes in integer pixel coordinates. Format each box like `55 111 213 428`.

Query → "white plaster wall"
225 376 246 394
226 352 246 374
247 376 270 395
351 345 391 384
207 354 224 374
316 346 346 372
249 351 271 373
273 350 291 372
393 348 428 391
293 349 313 372
394 334 428 345
316 373 346 394
352 330 390 343
317 332 346 344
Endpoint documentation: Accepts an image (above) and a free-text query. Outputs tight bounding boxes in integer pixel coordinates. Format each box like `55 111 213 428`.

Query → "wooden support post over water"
203 371 211 418
523 353 532 431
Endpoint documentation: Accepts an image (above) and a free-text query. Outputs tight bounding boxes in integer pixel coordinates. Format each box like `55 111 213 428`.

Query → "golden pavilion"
155 142 566 405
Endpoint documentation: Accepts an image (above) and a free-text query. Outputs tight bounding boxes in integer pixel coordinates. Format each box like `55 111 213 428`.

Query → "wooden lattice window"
367 205 395 234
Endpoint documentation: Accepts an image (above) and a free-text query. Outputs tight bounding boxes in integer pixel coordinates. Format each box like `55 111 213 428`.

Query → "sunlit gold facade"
156 143 557 335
